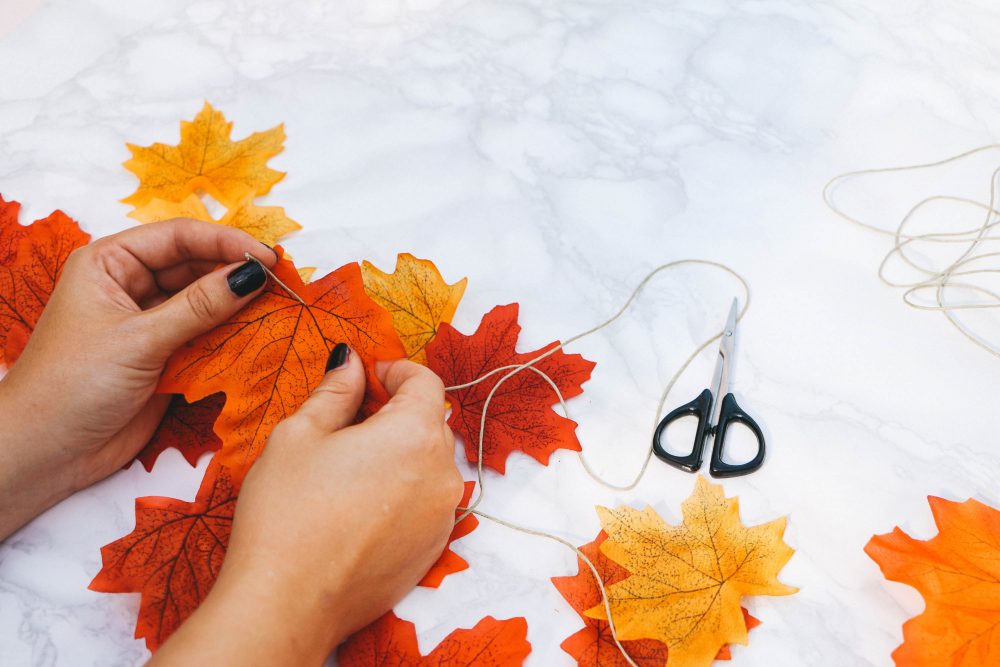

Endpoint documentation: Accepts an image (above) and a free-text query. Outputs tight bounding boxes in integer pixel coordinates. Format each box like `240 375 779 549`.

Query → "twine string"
822 145 1000 358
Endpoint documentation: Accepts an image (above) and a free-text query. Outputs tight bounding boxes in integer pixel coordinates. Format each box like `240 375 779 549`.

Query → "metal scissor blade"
708 298 739 427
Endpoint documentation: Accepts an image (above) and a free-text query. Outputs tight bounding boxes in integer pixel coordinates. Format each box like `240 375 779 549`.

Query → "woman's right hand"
151 347 464 665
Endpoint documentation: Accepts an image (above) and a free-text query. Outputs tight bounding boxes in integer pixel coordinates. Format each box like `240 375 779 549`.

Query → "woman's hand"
151 351 464 665
0 219 276 538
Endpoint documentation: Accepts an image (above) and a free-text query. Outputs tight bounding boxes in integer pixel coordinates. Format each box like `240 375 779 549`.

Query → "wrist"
151 550 343 665
0 376 81 539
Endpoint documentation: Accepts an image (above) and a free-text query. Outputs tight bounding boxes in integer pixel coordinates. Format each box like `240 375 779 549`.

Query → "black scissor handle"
652 388 712 473
709 392 766 477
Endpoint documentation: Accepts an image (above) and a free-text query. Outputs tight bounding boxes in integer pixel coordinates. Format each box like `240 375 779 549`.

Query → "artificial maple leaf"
552 531 760 666
0 194 90 366
122 102 285 210
338 611 531 666
89 459 238 652
866 496 1000 666
361 253 467 365
425 303 595 474
0 195 28 264
420 481 479 588
159 249 405 481
129 194 301 248
135 393 224 472
585 477 796 667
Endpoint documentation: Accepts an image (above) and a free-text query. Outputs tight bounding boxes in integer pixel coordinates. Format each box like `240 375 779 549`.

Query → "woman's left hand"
0 219 276 538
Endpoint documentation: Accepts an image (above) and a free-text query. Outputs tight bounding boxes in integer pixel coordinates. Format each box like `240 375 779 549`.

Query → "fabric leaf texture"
89 460 238 651
158 249 404 481
338 611 531 666
865 496 1000 666
585 477 796 667
552 531 759 666
426 303 595 474
122 102 285 210
0 194 90 366
361 253 467 365
135 393 225 471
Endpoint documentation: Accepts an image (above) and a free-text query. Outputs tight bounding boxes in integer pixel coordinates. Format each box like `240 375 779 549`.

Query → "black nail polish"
227 261 266 296
325 343 350 372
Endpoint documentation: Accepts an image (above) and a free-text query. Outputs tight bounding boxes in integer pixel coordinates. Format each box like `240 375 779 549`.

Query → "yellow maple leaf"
130 194 300 248
122 102 285 210
361 253 467 364
585 476 796 667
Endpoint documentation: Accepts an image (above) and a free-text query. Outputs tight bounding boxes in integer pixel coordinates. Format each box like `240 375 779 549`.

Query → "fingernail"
227 261 267 296
325 343 350 372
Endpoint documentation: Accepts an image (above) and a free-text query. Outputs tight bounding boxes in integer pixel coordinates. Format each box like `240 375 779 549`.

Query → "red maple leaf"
419 481 479 588
135 393 225 471
551 532 760 666
426 304 595 474
0 194 90 366
89 459 238 651
159 249 405 481
338 611 531 666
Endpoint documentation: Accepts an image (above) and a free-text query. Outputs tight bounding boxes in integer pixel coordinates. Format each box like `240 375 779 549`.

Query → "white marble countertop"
3 1 1000 665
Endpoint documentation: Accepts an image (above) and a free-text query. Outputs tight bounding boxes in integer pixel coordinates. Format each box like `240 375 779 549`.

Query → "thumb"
292 344 366 434
144 259 268 353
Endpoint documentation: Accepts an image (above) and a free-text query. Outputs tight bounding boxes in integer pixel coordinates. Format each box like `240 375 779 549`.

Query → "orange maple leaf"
129 194 301 248
551 531 760 666
135 394 224 472
0 194 90 366
89 459 238 651
121 102 285 210
361 253 467 365
866 496 1000 666
158 249 405 481
425 303 596 474
419 480 478 588
338 611 531 666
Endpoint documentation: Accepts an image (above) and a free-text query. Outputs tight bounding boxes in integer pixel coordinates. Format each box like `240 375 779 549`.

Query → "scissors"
652 298 766 477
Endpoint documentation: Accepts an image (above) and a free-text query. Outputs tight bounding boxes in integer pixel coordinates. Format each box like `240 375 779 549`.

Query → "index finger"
104 218 277 271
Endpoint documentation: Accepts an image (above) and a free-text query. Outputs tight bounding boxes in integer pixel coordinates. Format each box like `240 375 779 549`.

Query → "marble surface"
3 0 1000 665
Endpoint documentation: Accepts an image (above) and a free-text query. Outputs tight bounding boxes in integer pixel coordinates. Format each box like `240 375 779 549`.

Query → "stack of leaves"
866 496 1000 665
552 477 795 667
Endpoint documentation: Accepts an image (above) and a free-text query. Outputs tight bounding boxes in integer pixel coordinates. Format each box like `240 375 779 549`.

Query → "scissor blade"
708 298 738 427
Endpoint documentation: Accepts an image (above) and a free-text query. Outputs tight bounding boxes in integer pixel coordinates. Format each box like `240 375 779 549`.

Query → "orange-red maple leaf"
0 194 90 366
89 459 237 652
866 496 1000 666
551 532 759 666
426 303 595 474
158 249 405 481
135 394 224 472
338 611 531 666
420 481 478 588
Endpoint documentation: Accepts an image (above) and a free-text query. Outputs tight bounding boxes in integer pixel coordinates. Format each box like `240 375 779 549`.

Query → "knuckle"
313 376 355 401
184 282 218 322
